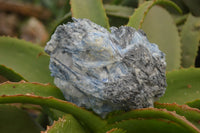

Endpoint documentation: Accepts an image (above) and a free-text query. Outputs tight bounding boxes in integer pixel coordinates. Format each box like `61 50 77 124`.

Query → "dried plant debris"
45 18 167 118
20 17 49 45
0 12 19 36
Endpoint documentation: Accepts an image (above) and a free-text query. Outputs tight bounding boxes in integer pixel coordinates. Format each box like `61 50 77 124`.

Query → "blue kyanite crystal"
45 18 167 118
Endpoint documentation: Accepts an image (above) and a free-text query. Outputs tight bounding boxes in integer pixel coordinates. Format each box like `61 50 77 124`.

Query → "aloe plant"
0 0 200 133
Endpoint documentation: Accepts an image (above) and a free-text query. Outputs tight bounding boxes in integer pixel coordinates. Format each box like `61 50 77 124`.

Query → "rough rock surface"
45 18 167 118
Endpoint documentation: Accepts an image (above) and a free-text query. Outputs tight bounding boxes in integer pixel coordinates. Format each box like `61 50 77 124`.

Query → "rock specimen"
45 18 167 118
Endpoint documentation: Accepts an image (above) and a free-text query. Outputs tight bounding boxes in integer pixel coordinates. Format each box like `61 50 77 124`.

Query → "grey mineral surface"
45 18 167 118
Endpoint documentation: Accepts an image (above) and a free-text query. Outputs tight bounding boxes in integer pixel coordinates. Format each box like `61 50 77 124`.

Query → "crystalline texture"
45 18 167 118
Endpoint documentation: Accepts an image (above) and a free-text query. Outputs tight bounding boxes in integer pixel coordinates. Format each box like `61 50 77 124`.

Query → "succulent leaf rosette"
45 18 167 118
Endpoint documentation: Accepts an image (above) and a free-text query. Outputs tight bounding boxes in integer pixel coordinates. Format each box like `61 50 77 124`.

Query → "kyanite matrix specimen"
45 18 167 118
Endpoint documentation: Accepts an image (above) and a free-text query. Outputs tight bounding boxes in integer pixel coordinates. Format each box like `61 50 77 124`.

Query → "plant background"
0 0 200 133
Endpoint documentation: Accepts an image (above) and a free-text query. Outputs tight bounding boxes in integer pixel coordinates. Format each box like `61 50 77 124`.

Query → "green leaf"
0 81 65 100
155 102 200 129
106 108 199 133
187 100 200 110
159 68 200 104
103 119 195 133
106 128 127 133
43 107 66 121
0 104 42 133
127 0 182 29
104 4 134 18
0 95 107 132
169 0 189 14
104 4 134 27
174 14 188 25
127 1 152 29
181 14 200 67
0 37 53 84
70 0 110 29
51 4 133 28
0 64 26 82
43 114 86 133
141 6 181 71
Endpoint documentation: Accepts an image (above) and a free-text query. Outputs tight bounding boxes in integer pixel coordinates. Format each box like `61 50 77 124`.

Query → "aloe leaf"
106 108 199 133
127 0 182 29
0 81 65 100
70 0 110 29
187 100 200 110
155 102 200 129
52 4 133 29
0 104 42 133
43 114 86 133
43 107 66 121
0 95 107 132
181 14 200 67
174 14 188 25
106 128 127 133
104 4 134 18
103 118 195 133
104 4 134 27
0 37 53 84
141 6 181 71
159 68 200 104
0 65 26 82
169 0 189 14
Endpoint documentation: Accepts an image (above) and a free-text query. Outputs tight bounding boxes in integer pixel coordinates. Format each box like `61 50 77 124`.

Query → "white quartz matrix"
45 18 167 118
